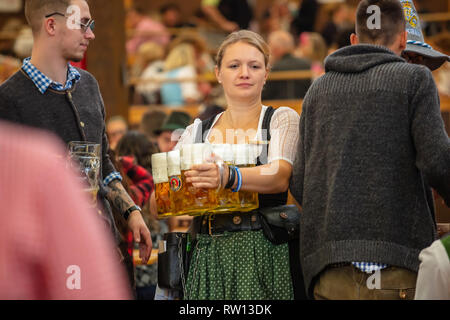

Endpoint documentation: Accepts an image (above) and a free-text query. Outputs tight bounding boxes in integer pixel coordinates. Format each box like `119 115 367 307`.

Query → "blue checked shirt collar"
22 57 81 94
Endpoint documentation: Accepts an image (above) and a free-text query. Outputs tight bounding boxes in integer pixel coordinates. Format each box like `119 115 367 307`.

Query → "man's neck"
30 46 69 84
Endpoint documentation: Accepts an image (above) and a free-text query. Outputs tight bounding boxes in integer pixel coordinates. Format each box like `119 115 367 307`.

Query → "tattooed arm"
107 180 152 262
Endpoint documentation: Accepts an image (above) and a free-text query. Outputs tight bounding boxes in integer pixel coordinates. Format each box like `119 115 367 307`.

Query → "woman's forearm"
238 160 292 194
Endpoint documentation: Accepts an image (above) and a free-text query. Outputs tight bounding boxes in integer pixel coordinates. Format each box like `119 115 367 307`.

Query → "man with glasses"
0 0 152 267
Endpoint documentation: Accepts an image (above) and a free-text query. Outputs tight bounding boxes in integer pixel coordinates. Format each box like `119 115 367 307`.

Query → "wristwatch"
123 205 141 220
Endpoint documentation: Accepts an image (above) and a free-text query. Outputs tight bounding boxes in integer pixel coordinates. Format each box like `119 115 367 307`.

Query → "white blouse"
175 105 300 165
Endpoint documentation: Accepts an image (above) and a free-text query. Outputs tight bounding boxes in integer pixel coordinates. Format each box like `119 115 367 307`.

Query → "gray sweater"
0 69 119 239
290 44 450 294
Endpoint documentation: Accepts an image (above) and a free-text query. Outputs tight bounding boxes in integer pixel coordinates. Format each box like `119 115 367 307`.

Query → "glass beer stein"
151 152 173 218
211 144 240 214
234 144 259 212
167 149 184 216
181 144 217 216
68 141 101 208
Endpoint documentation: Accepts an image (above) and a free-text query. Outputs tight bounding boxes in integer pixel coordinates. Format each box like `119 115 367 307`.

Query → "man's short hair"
24 0 86 34
356 0 405 47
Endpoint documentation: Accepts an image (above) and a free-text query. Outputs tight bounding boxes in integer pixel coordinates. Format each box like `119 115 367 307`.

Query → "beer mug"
167 150 184 215
151 152 173 218
181 143 216 216
234 144 259 212
211 144 240 213
68 141 101 207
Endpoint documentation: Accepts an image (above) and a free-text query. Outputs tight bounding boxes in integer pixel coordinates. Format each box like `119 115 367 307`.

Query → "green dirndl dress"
184 228 293 300
183 106 294 299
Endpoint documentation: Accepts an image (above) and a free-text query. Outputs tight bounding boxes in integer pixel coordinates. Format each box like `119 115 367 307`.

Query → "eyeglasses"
45 12 95 33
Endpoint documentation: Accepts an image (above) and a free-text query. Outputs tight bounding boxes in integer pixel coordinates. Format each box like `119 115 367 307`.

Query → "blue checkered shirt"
22 57 122 185
352 262 388 273
22 57 81 94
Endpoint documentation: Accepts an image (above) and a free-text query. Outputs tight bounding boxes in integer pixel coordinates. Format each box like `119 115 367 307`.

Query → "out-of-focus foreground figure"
0 122 132 300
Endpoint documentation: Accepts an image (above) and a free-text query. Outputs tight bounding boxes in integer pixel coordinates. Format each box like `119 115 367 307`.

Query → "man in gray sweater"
0 0 152 264
290 0 450 299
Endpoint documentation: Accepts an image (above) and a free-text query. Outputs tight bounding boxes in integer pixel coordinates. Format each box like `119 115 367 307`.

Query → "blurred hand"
128 211 152 263
220 20 239 33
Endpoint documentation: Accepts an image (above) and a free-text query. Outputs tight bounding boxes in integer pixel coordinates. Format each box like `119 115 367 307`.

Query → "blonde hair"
216 30 270 70
132 41 164 77
164 43 196 71
301 32 327 63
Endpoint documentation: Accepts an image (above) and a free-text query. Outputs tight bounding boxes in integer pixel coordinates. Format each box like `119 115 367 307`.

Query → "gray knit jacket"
0 69 119 240
290 44 450 294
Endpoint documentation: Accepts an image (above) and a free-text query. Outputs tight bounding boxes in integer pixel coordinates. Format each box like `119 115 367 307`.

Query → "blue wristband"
231 166 242 192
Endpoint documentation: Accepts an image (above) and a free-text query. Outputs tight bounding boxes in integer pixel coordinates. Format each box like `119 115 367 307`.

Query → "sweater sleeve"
289 96 308 206
410 67 450 206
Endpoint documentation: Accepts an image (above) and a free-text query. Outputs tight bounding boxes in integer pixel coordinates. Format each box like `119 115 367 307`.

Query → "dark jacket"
290 44 450 295
0 69 119 240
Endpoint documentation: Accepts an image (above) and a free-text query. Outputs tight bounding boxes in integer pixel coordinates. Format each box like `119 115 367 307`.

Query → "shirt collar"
22 57 81 94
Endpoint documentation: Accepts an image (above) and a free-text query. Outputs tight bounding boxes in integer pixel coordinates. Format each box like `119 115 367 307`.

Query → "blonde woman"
160 43 202 106
295 32 327 79
174 30 300 300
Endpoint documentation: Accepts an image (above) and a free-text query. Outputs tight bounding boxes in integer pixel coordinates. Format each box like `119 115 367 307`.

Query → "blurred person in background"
126 6 170 56
0 121 132 299
133 42 165 105
320 3 352 47
0 18 24 57
294 32 327 79
13 26 34 60
263 30 311 100
414 234 450 300
160 42 203 106
260 0 294 37
159 3 197 37
433 35 450 97
290 0 319 38
139 109 168 146
0 0 152 264
116 131 166 300
327 25 354 55
154 111 192 153
106 116 128 151
201 0 253 33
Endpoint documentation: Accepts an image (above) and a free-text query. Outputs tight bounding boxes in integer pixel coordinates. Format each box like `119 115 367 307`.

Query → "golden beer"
234 144 259 212
180 144 217 216
151 153 173 218
211 144 240 213
167 149 185 215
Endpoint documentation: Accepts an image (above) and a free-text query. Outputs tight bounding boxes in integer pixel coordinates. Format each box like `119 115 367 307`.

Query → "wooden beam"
87 0 128 120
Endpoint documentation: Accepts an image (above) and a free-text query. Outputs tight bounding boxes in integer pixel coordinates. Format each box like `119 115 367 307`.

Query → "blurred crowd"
1 1 449 101
123 0 450 107
0 0 449 300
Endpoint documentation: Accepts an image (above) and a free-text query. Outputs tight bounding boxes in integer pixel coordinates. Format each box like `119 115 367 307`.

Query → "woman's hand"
185 158 229 190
